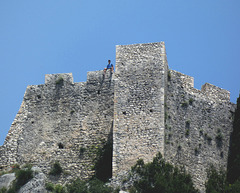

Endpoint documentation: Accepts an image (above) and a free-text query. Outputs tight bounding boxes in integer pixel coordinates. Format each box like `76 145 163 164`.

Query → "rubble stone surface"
0 42 235 192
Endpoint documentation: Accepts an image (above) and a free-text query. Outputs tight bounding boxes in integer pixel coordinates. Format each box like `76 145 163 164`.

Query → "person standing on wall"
104 60 114 75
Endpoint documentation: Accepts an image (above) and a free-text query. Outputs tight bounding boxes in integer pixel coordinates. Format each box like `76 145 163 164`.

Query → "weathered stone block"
0 173 16 189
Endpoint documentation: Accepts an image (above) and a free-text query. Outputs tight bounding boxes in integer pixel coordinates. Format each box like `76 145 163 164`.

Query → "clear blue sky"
0 0 239 145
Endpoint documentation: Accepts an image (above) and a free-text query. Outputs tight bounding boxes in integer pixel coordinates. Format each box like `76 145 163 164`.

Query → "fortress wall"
113 42 168 175
0 146 7 169
0 71 114 183
0 42 236 191
0 146 4 169
0 98 29 167
165 70 235 191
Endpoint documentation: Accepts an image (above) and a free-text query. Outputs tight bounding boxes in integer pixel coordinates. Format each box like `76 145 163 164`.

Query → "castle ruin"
0 42 235 191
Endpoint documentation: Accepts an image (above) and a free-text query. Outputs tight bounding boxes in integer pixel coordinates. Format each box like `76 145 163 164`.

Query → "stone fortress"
0 42 236 192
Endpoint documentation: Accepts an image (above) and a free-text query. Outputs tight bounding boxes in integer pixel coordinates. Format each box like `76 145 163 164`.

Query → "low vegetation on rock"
0 164 33 193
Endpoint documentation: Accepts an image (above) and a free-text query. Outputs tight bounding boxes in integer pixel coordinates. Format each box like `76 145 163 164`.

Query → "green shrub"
15 165 33 188
45 183 66 193
66 178 87 193
7 164 33 192
0 187 7 193
129 152 198 193
54 184 66 193
88 178 113 193
205 166 227 193
189 98 194 105
56 77 64 85
45 182 55 191
206 166 240 193
49 161 63 176
227 179 240 192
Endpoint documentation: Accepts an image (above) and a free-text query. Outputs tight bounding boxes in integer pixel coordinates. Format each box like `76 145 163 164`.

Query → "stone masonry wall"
112 42 168 175
0 42 236 192
165 70 235 191
0 71 114 183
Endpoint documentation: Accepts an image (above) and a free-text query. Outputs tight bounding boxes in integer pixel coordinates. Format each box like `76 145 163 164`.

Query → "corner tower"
112 42 168 175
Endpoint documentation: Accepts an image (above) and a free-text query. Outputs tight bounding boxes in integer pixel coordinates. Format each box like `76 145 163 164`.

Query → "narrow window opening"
220 152 224 158
58 143 64 149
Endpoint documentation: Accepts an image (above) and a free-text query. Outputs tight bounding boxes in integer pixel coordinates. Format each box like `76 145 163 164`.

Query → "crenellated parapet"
169 70 231 103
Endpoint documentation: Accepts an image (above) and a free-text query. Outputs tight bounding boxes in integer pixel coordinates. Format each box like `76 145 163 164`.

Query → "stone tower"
113 42 168 175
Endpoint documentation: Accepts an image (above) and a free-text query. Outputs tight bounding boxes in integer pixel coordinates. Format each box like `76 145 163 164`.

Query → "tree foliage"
5 164 33 193
205 166 240 193
129 152 198 193
205 166 227 193
49 161 63 176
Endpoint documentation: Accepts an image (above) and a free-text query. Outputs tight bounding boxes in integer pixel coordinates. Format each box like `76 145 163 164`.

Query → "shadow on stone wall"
94 122 113 182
